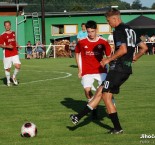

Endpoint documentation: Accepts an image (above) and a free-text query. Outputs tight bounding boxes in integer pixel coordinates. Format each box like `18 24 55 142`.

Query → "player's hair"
105 8 120 17
85 20 97 29
4 20 11 26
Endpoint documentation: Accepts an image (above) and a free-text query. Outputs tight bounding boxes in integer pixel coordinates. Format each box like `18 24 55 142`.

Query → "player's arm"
0 44 13 49
101 44 127 68
75 42 82 78
133 42 148 62
75 53 82 78
0 36 13 49
104 40 112 57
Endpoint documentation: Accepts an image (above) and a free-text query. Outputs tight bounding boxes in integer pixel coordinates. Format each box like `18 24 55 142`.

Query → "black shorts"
101 70 130 94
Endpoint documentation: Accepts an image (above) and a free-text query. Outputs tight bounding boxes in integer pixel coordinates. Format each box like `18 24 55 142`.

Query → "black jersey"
111 23 141 74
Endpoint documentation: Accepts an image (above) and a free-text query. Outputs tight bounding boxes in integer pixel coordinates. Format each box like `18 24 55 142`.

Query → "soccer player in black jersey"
70 8 148 134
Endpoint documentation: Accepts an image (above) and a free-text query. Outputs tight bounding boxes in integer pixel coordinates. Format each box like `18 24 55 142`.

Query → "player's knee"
15 65 21 69
6 68 10 72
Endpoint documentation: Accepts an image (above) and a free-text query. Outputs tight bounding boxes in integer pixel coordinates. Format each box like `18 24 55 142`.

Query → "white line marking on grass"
0 71 72 86
20 71 72 85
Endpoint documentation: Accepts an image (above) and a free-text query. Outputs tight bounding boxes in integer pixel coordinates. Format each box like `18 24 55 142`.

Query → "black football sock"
109 112 122 130
92 108 97 115
77 105 92 120
92 107 98 117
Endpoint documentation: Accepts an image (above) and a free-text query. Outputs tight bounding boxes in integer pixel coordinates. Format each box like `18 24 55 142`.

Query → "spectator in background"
36 41 45 59
140 34 152 55
108 32 114 43
32 43 37 58
150 34 155 54
77 23 88 41
108 32 115 54
140 34 146 42
69 40 76 57
145 36 152 55
26 41 32 59
150 34 155 42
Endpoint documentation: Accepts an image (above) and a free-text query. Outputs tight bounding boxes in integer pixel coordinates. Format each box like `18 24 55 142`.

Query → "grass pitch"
0 56 155 145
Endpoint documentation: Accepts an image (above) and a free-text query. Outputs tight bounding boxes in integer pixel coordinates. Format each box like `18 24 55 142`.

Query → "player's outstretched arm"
133 42 148 62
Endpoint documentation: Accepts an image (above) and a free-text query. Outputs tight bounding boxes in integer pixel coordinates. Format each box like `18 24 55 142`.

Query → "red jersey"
75 36 111 76
0 31 18 57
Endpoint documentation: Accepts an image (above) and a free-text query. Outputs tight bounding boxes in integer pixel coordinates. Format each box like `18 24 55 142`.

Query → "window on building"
97 24 111 34
52 25 64 35
51 24 78 36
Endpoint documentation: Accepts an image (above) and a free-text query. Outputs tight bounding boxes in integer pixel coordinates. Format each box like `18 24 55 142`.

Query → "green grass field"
0 56 155 145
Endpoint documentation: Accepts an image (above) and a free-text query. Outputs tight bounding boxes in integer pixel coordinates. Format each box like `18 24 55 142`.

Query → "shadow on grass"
69 65 78 68
0 77 7 85
0 77 20 86
61 97 112 131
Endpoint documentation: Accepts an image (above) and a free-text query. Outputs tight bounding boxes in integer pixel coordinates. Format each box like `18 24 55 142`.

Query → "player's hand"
7 44 13 49
17 45 22 49
78 70 82 78
132 55 137 63
100 58 110 68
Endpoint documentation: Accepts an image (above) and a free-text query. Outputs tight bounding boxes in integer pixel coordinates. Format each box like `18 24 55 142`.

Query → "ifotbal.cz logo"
140 134 155 139
140 134 155 144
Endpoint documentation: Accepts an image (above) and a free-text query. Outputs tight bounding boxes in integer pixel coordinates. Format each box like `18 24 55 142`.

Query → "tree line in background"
0 0 155 12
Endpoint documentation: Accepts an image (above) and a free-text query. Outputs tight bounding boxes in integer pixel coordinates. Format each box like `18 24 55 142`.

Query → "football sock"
13 68 19 78
109 112 122 130
5 70 11 83
92 108 98 118
88 96 94 103
77 104 93 120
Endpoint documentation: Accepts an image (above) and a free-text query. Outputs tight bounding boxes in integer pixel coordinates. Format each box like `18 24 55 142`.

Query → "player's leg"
3 57 12 86
97 73 116 106
101 71 130 134
84 87 93 100
102 92 123 134
5 68 11 86
12 55 21 85
81 74 98 119
70 85 103 125
70 73 108 124
81 74 95 100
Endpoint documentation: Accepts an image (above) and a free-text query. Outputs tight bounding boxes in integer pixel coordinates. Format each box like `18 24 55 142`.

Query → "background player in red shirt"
0 21 21 86
75 20 112 118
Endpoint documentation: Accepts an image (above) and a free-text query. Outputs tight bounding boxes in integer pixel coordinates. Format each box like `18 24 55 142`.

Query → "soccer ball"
21 122 37 137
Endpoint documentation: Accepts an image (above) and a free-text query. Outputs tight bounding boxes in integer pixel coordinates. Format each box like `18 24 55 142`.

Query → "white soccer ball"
21 122 37 137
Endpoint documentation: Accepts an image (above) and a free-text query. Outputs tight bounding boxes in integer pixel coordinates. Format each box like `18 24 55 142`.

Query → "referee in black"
70 8 148 134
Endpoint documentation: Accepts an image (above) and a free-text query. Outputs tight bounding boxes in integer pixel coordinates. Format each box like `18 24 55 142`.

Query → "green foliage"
0 0 153 12
131 0 142 9
151 3 155 9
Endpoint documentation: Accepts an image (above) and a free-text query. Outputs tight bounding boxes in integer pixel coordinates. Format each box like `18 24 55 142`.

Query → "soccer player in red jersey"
0 20 21 86
75 20 112 118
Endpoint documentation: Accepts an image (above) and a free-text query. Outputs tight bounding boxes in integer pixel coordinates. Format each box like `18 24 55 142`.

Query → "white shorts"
81 73 107 90
3 55 21 69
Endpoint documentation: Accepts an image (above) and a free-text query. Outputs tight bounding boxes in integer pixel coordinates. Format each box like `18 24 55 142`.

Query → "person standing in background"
77 23 88 41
